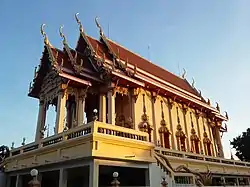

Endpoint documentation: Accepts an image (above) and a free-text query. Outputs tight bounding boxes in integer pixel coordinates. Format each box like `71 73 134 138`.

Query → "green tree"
230 128 250 162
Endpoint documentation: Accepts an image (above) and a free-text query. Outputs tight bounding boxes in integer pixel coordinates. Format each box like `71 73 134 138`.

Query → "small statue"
207 98 211 105
21 138 26 146
225 111 229 119
11 142 14 150
216 102 220 111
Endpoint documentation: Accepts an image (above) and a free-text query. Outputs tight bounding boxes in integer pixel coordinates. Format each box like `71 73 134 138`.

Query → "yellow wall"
134 88 218 157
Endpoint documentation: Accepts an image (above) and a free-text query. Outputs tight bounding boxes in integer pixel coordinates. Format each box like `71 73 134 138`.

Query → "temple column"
166 99 176 150
35 100 46 142
151 93 157 144
215 124 224 157
107 90 116 125
55 91 67 134
59 168 67 187
77 91 87 126
182 106 190 152
208 125 216 156
131 89 139 130
89 160 99 187
99 94 106 123
195 111 204 154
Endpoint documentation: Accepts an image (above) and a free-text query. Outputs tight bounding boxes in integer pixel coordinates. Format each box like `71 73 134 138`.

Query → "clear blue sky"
1 0 250 159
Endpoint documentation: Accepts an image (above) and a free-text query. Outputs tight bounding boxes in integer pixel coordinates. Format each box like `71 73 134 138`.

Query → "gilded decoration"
59 25 84 74
190 112 199 141
138 94 153 141
114 86 129 96
158 101 171 134
175 107 185 138
203 125 211 144
40 24 58 68
132 88 141 102
39 71 63 105
115 114 133 129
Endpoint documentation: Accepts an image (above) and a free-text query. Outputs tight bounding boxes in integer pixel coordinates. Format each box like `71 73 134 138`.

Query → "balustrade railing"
8 121 149 157
155 147 250 168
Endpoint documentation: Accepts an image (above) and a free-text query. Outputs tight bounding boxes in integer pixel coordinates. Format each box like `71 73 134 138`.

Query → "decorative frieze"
132 88 141 102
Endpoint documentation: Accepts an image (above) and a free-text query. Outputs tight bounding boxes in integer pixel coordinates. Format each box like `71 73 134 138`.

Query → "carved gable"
39 70 63 104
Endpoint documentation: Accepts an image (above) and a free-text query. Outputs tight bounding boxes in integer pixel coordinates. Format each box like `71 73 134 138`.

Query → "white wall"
149 162 173 187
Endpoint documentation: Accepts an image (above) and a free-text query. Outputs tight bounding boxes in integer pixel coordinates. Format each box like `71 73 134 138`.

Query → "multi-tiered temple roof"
29 14 228 128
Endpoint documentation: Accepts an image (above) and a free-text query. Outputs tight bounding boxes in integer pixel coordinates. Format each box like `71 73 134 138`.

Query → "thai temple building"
1 13 250 187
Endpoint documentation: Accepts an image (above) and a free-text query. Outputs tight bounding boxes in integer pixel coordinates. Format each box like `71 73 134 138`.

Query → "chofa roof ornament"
40 24 49 45
181 68 187 79
75 13 84 33
95 17 104 36
59 25 67 45
191 77 195 87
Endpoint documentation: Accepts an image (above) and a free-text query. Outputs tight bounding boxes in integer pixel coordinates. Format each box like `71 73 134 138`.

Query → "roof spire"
95 17 104 36
75 13 84 32
181 68 187 79
191 77 195 87
59 25 67 45
40 24 49 45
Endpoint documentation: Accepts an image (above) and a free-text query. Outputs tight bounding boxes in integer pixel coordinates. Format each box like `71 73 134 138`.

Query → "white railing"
9 121 149 157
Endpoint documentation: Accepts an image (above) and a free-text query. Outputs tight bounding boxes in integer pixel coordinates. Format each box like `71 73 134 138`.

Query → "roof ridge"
105 38 185 82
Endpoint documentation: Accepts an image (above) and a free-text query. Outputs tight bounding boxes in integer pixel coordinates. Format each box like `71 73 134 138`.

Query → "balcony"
4 121 154 172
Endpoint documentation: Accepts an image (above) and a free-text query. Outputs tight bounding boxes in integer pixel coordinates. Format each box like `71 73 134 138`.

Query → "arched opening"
194 140 200 154
66 94 77 129
115 93 133 128
206 142 212 156
180 136 186 151
44 98 58 137
163 132 170 149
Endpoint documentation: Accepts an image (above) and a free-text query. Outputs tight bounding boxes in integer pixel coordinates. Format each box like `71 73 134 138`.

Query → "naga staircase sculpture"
154 151 212 186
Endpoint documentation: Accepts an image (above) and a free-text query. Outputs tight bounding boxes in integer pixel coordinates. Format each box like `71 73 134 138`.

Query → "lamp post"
111 172 120 187
28 169 40 187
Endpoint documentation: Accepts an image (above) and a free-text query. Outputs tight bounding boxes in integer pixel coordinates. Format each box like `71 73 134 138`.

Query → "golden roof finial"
75 13 84 32
95 17 104 36
59 25 67 45
40 24 49 45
